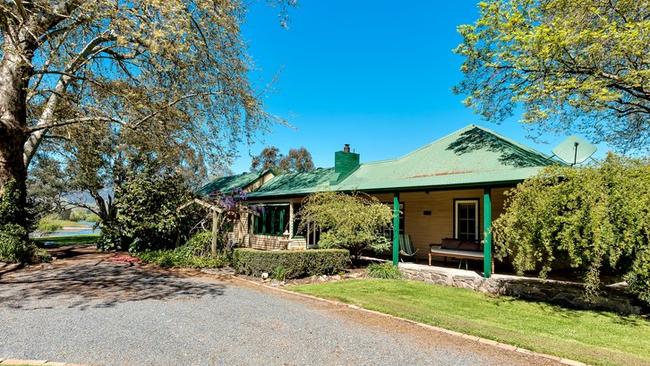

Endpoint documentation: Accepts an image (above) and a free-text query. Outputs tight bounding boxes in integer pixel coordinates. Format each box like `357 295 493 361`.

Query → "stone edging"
0 359 84 366
231 276 589 366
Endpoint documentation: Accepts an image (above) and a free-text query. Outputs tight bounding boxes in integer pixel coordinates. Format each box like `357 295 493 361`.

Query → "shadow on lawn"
490 295 648 326
0 260 226 310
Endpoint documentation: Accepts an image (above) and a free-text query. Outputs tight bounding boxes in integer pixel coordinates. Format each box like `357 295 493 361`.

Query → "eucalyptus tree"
251 146 315 173
455 0 650 152
0 0 292 230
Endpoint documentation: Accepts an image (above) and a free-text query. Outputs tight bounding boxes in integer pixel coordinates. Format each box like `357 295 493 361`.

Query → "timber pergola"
178 198 257 256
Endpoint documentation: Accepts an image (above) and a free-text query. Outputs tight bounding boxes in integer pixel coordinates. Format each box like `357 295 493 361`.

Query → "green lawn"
33 233 100 247
291 279 650 366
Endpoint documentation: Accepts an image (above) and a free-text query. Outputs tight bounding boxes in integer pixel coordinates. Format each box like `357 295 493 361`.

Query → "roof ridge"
470 124 552 160
356 124 481 167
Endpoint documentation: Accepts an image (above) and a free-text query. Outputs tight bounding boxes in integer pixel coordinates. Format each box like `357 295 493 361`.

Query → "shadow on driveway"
0 257 226 310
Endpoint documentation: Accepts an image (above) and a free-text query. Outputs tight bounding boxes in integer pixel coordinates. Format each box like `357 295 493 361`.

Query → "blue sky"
230 0 593 173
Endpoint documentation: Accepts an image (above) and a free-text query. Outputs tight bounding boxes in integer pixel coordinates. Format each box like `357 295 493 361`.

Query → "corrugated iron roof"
248 168 336 198
198 171 266 197
246 125 558 199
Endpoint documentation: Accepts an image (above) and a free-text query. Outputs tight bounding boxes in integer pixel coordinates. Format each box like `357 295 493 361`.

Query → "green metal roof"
199 171 266 197
248 168 336 198
335 125 555 191
245 125 557 199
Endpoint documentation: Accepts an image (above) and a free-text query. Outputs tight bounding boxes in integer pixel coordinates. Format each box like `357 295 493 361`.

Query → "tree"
455 0 650 152
279 147 315 173
298 192 393 259
100 162 195 252
251 146 315 173
251 146 283 172
492 154 650 304
0 0 292 235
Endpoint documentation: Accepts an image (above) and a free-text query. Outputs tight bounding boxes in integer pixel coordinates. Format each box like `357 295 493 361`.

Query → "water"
31 221 101 238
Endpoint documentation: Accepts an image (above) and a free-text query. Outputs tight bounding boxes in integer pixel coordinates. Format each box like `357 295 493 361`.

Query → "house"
201 125 557 277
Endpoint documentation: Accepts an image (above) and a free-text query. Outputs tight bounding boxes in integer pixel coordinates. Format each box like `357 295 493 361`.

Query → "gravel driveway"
0 252 559 366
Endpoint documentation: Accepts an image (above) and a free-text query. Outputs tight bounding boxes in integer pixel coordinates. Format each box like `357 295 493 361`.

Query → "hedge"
233 248 350 279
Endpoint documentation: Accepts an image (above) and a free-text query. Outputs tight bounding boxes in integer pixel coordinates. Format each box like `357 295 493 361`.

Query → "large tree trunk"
0 38 34 227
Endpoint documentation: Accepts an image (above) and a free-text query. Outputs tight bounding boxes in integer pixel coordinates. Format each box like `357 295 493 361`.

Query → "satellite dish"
551 136 597 166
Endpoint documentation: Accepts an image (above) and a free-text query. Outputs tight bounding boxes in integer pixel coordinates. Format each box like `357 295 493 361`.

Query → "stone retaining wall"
399 263 645 314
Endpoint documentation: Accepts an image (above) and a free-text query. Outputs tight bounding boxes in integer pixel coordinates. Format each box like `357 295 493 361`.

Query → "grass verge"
291 279 650 366
33 233 100 247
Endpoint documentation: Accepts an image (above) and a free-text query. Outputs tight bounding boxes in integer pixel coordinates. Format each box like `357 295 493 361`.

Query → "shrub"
493 154 650 304
70 209 100 223
0 224 32 263
183 231 213 257
1 180 43 263
367 262 402 279
272 265 288 281
233 248 350 279
299 192 393 259
114 167 195 253
37 217 63 232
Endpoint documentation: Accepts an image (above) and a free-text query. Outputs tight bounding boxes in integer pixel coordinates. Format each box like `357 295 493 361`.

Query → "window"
252 204 290 236
454 200 479 241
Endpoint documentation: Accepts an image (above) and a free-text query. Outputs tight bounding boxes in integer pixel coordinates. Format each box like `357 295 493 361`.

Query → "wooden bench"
429 238 490 271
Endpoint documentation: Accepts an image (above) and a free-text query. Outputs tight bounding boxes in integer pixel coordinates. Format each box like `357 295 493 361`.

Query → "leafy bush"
0 224 32 263
299 192 393 259
69 209 100 223
184 231 213 257
233 248 350 279
1 180 45 263
96 223 125 252
113 167 195 253
37 216 63 232
367 262 402 279
272 265 288 281
493 154 650 304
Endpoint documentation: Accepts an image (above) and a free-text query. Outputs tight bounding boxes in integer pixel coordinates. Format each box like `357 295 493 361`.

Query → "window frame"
453 199 480 242
252 203 290 237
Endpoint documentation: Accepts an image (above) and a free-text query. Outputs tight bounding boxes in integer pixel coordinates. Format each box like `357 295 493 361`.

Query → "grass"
37 217 89 232
33 233 100 247
291 279 650 366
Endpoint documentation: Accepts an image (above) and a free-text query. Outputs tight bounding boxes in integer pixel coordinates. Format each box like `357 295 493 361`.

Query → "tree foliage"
0 180 38 263
97 164 195 253
251 146 315 173
299 192 393 259
0 0 293 232
455 0 650 152
279 147 315 173
251 146 283 172
493 154 650 303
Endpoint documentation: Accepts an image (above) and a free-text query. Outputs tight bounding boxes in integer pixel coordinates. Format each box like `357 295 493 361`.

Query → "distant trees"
455 0 650 152
251 146 315 173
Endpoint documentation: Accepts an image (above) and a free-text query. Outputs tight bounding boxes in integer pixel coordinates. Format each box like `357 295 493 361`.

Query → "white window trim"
454 200 479 241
